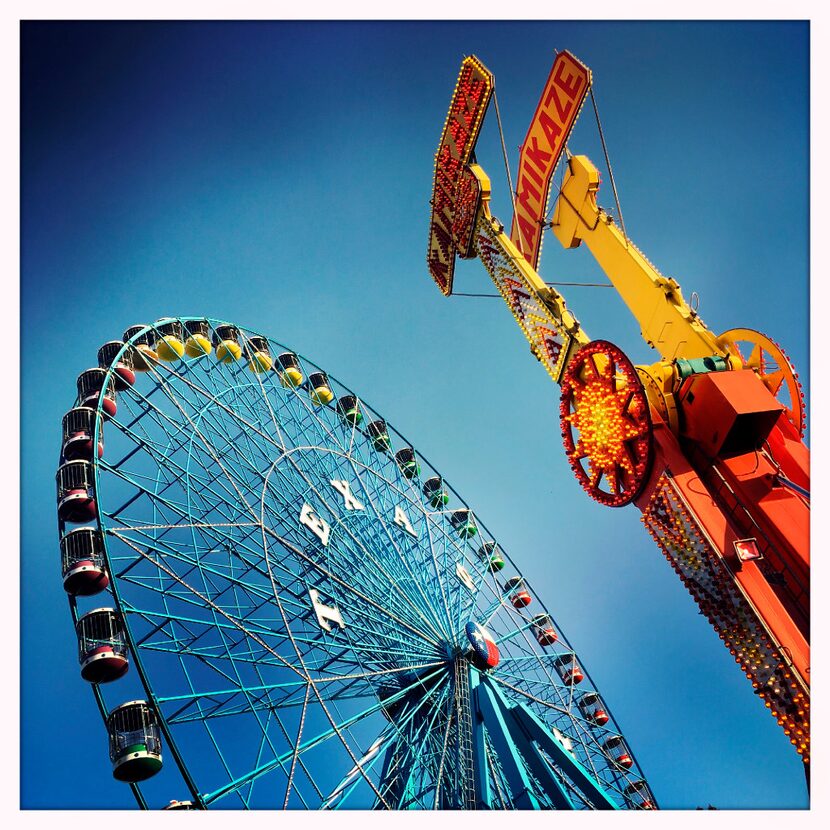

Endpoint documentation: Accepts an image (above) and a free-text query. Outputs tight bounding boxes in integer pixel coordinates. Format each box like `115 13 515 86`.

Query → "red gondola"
603 735 634 769
624 781 655 810
76 368 117 418
97 341 136 390
61 407 103 461
60 527 108 596
56 460 97 523
577 691 609 726
553 653 584 686
76 608 129 684
504 576 532 608
531 614 558 646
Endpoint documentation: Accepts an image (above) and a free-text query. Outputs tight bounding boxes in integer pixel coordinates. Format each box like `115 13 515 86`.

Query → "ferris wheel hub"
465 621 500 670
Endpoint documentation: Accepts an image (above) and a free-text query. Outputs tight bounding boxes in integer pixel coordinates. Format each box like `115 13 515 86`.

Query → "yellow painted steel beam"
551 154 726 362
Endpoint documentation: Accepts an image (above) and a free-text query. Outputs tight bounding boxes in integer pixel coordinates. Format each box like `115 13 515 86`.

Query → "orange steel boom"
424 53 809 764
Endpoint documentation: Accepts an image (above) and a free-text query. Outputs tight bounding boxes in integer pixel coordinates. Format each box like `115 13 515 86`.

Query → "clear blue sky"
21 21 809 809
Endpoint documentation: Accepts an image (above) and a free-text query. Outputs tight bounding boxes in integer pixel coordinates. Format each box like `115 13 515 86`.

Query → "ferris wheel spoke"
155 669 374 727
293 630 438 665
120 522 279 604
262 704 326 807
333 665 453 806
99 459 194 518
407 684 455 808
152 626 447 720
100 434 260 536
201 677 404 807
108 526 286 614
266 378 349 460
421 519 461 638
144 560 265 812
228 357 292 449
114 386 219 469
479 597 511 629
373 677 454 809
127 604 283 645
301 613 441 673
114 532 313 683
124 369 266 526
102 407 263 524
185 357 276 446
259 474 450 651
243 535 444 669
171 371 287 478
421 496 484 637
322 729 396 809
492 661 573 712
131 571 297 652
133 594 299 676
279 683 314 808
436 520 474 636
143 357 286 454
128 607 290 672
164 683 289 725
489 674 570 715
114 388 201 454
486 580 579 678
190 393 283 480
260 447 452 644
133 623 289 666
262 526 443 653
344 460 456 641
184 428 272 498
124 590 269 649
330 517 452 644
266 497 446 644
128 475 259 543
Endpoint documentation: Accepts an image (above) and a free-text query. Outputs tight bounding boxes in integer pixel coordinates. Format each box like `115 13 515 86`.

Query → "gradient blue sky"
21 20 809 809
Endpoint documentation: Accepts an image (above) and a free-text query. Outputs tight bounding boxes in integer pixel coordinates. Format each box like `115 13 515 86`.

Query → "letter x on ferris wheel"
58 316 656 810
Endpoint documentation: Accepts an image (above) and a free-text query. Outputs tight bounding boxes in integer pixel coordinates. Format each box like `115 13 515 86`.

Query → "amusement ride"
57 318 655 809
425 51 809 769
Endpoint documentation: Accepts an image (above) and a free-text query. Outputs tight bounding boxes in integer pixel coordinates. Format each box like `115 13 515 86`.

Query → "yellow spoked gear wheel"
717 327 805 437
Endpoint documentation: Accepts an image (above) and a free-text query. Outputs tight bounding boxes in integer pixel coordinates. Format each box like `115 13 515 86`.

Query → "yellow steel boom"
551 154 726 363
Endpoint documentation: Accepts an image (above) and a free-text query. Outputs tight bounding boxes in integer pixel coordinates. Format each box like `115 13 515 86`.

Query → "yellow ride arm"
551 154 726 362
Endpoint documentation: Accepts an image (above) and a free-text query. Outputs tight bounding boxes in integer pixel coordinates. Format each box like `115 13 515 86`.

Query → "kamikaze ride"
426 53 809 764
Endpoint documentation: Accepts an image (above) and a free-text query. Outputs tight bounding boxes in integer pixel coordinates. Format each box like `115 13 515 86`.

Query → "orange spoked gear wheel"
560 340 654 507
717 328 806 438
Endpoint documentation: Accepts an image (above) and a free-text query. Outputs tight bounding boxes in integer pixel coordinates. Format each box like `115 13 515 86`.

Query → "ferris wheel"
57 317 655 810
